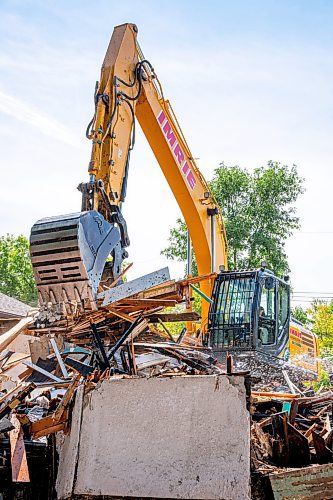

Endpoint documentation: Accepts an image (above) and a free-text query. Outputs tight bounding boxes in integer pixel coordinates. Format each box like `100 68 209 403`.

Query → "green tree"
308 300 333 349
162 161 304 276
291 305 310 326
0 235 37 305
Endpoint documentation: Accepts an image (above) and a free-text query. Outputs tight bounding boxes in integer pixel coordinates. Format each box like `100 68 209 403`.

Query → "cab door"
258 275 277 349
257 274 290 356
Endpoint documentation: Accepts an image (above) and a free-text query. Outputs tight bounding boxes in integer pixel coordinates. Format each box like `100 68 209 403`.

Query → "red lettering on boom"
187 171 196 189
182 162 189 174
156 108 196 191
158 110 166 125
174 144 185 166
163 121 177 147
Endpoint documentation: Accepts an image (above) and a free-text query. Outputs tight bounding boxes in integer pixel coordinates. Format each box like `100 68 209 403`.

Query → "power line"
296 231 333 234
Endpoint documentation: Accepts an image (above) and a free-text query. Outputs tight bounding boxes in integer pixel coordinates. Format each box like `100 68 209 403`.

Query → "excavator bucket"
30 211 121 309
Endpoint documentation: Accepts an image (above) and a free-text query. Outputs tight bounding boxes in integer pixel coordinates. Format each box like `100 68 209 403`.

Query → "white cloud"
0 89 81 148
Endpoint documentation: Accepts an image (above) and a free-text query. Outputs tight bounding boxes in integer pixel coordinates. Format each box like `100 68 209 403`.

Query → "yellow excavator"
29 23 319 378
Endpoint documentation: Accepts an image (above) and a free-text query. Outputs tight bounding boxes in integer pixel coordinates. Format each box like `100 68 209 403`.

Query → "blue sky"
0 0 333 305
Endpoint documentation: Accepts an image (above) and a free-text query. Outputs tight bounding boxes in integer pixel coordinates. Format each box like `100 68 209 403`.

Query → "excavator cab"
208 268 290 358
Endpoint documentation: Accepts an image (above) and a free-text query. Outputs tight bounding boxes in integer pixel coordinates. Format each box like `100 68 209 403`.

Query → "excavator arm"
30 23 228 324
84 23 228 290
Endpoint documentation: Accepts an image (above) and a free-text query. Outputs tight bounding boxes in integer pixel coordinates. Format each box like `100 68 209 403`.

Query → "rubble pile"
235 350 316 391
251 388 333 472
0 272 224 484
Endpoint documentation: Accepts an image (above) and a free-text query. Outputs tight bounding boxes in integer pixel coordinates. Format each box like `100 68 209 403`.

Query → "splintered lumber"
107 317 148 360
252 391 298 399
252 422 273 460
0 316 33 353
312 431 333 464
122 298 177 308
99 268 171 306
133 281 180 300
157 318 174 341
271 413 310 467
0 381 23 405
147 312 200 323
50 336 69 379
22 360 63 383
282 369 297 394
29 411 69 439
0 383 36 420
178 272 217 286
64 357 94 376
226 353 234 374
107 307 136 323
107 262 133 288
9 413 30 482
30 375 80 439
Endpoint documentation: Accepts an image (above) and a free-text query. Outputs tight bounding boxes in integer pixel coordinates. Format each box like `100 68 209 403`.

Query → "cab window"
278 283 289 334
259 278 276 345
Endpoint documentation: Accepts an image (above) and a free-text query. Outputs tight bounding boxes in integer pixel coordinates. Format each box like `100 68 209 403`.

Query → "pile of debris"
0 269 225 473
251 388 333 471
26 269 222 381
234 350 317 390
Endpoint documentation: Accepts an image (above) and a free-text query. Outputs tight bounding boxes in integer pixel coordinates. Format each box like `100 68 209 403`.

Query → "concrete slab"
56 375 250 500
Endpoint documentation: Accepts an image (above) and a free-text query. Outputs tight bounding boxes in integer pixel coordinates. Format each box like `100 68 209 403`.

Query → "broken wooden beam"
0 316 33 353
147 312 200 323
107 317 147 360
9 413 30 483
22 360 63 383
0 383 36 420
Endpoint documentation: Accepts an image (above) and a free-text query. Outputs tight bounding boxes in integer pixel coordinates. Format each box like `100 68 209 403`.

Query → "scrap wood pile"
26 272 223 380
251 387 333 473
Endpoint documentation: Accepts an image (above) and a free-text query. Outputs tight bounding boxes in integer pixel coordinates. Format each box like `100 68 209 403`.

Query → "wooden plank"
147 312 200 323
32 421 67 439
312 431 333 464
22 360 63 382
50 336 69 378
282 370 296 394
252 391 297 399
177 272 217 286
289 400 299 424
132 342 208 351
106 262 133 288
54 374 81 421
9 413 30 483
107 307 135 323
133 282 178 300
0 316 33 353
30 411 69 439
120 298 177 307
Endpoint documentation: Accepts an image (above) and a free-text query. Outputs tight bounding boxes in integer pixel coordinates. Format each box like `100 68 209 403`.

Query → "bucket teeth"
30 210 121 310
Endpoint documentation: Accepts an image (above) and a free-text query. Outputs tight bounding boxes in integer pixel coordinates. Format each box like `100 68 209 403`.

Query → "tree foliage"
162 161 304 276
291 305 310 326
0 235 37 305
292 301 333 352
309 301 333 350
